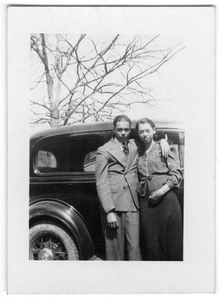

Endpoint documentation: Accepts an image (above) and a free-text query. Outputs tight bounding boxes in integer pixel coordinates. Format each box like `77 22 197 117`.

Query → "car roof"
30 119 184 142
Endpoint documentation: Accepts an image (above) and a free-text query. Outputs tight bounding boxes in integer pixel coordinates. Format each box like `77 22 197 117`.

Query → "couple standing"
95 115 183 261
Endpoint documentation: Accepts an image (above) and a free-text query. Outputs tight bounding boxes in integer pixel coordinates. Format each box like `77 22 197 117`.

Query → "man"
95 115 168 260
95 115 141 260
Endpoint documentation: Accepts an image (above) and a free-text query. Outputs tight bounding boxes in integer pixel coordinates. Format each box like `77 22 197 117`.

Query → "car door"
30 132 105 256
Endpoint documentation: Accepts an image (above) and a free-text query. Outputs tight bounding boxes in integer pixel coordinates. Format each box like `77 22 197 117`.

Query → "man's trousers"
101 210 142 260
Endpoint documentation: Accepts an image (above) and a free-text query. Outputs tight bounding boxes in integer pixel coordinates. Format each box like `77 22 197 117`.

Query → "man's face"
113 120 131 143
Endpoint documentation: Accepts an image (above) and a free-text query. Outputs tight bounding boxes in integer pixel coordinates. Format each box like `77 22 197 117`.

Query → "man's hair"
113 115 131 128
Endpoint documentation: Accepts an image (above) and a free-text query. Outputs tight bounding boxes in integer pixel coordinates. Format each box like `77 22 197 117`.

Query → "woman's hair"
135 117 156 133
113 115 131 128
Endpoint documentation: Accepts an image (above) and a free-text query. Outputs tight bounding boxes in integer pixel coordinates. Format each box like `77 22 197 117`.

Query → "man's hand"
159 139 170 158
107 211 119 228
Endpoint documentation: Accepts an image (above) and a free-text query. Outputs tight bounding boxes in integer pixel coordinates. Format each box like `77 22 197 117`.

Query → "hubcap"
38 248 55 260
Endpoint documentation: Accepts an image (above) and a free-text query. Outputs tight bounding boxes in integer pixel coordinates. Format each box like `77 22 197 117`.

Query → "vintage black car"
29 120 184 260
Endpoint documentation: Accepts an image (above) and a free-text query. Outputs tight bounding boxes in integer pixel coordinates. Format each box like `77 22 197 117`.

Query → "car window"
159 132 184 169
84 151 97 172
36 150 57 172
178 132 184 169
34 134 103 174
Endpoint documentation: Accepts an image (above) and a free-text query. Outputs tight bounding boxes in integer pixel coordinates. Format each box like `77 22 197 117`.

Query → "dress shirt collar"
113 137 129 149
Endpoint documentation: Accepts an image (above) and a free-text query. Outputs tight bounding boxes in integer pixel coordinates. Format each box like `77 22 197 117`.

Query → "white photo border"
7 5 215 294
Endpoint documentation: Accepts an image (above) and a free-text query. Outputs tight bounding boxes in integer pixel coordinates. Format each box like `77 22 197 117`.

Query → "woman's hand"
107 211 119 228
149 184 170 203
149 190 164 203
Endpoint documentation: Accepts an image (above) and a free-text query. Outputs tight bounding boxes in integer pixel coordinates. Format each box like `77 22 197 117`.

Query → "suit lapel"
107 138 127 167
125 140 137 172
107 138 138 170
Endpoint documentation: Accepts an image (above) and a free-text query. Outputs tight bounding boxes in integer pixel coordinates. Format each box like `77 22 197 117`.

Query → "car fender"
29 198 94 260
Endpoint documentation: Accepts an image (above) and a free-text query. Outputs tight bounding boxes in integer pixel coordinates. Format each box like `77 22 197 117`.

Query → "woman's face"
137 122 156 144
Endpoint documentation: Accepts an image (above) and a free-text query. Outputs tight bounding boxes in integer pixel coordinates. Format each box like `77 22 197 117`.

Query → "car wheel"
29 223 80 260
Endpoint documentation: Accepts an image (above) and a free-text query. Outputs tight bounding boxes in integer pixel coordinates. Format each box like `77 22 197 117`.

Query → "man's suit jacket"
95 138 139 213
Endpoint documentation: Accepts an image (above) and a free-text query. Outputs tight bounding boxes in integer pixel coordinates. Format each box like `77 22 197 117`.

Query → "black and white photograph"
29 33 185 262
6 5 215 295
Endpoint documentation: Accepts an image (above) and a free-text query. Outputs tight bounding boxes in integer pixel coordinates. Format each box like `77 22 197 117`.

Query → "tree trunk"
41 34 58 127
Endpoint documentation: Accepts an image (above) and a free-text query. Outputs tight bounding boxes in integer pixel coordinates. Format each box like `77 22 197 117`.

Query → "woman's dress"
137 142 183 261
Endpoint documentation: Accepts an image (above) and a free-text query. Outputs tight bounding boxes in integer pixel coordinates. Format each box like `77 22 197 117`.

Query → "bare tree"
30 34 184 127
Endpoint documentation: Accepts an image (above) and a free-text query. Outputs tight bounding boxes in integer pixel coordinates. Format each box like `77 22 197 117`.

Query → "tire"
29 223 80 260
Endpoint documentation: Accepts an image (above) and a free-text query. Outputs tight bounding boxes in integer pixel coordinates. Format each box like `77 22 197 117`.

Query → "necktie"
122 142 129 155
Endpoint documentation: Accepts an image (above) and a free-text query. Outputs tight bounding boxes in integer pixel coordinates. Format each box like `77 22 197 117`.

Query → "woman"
136 118 183 261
